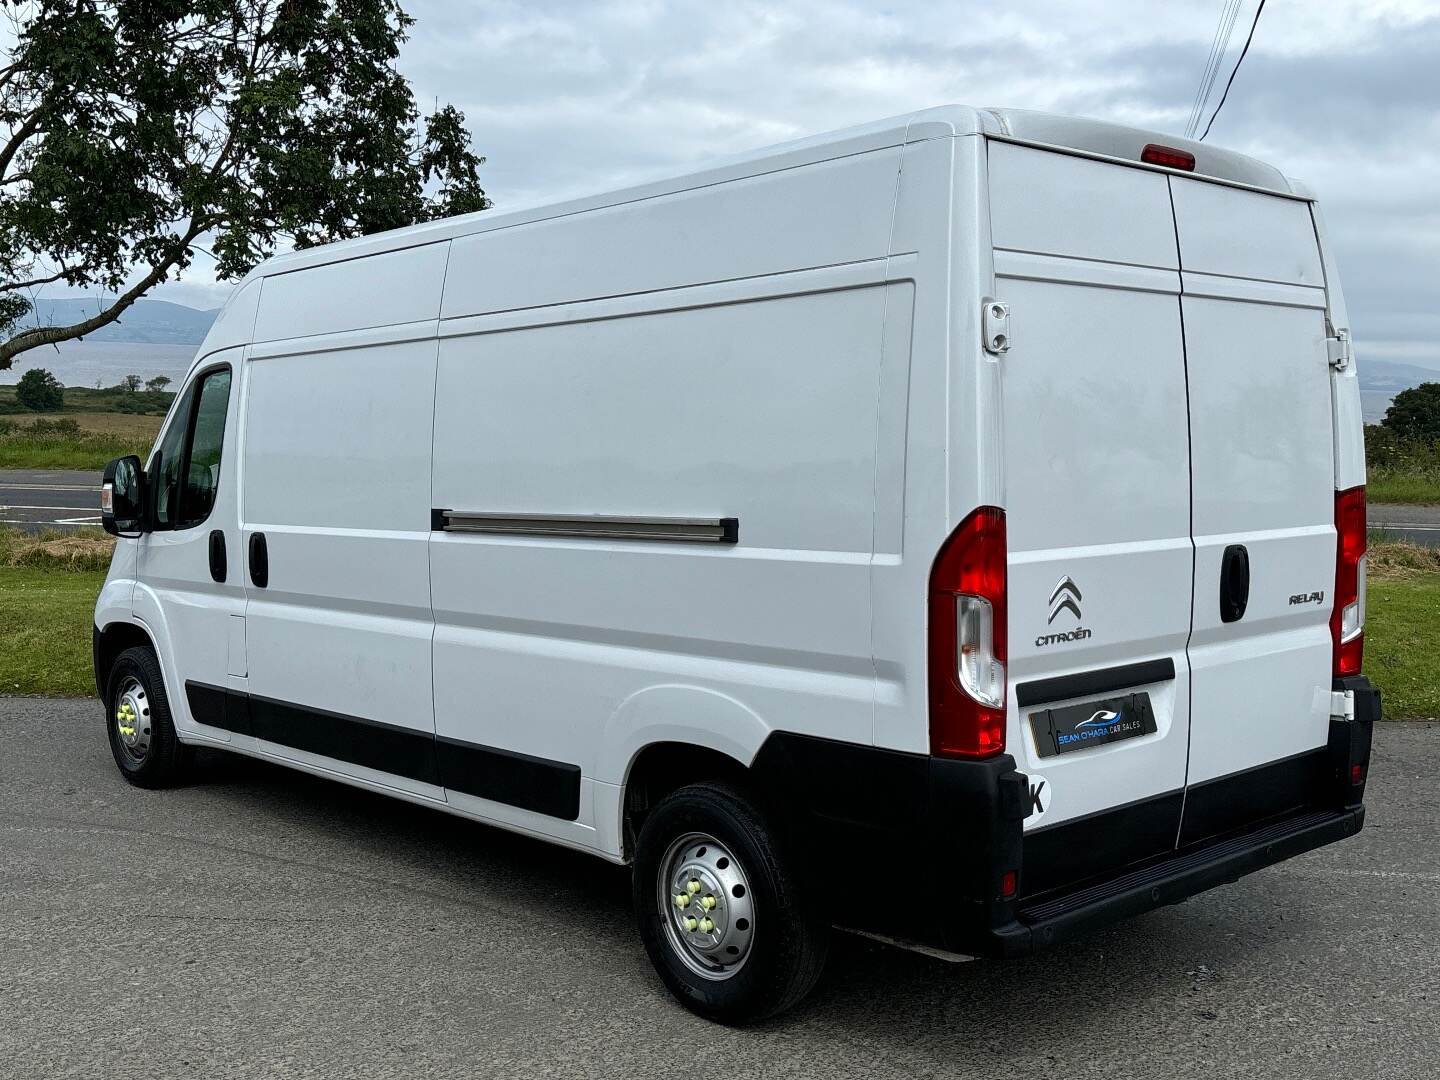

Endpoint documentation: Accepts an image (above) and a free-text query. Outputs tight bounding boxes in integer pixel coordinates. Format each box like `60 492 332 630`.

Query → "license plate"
1030 692 1157 758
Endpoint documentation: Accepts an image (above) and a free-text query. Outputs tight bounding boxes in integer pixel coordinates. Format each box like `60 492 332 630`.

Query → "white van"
94 106 1378 1023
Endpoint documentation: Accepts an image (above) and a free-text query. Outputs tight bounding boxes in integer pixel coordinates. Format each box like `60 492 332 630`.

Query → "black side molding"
1015 657 1176 709
183 681 581 820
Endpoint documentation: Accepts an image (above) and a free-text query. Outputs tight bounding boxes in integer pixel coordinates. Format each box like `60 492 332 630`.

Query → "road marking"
0 484 100 494
1374 523 1440 531
0 504 98 512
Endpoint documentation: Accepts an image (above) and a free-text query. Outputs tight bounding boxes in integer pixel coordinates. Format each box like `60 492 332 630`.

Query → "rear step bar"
993 806 1364 956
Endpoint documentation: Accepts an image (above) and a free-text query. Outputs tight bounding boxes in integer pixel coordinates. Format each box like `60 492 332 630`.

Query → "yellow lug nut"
673 893 690 908
698 918 715 933
700 895 717 910
683 917 699 932
687 880 702 895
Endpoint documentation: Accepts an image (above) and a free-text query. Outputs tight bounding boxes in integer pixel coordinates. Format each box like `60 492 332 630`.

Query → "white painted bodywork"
94 105 1366 860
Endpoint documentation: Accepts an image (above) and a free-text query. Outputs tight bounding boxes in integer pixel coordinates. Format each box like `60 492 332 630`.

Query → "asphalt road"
3 469 1439 546
0 469 101 531
1371 502 1440 546
1 698 1437 1079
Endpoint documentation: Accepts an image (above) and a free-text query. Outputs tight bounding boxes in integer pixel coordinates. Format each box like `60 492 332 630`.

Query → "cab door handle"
248 532 269 589
1220 544 1250 623
208 530 227 583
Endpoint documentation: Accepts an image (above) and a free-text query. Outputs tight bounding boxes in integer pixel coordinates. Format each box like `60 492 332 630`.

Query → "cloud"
143 0 1440 369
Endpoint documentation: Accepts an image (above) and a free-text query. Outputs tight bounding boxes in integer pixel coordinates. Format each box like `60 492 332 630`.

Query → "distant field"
0 414 161 469
0 383 174 416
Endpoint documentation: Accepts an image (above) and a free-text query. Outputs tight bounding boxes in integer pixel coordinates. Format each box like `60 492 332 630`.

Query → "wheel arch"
93 620 158 698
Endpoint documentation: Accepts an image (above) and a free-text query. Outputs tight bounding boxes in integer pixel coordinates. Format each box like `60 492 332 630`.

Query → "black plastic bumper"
749 675 1378 958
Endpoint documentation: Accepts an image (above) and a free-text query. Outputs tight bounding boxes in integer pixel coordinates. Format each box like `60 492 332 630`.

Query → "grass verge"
0 534 1435 718
0 529 115 695
0 415 160 469
1368 470 1440 506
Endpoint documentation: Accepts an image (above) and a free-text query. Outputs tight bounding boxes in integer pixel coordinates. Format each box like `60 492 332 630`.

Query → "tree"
144 375 171 393
0 0 491 370
1383 383 1440 443
15 366 62 410
118 374 141 392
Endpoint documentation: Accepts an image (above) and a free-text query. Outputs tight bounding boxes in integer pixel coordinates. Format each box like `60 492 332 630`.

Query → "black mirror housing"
101 455 146 536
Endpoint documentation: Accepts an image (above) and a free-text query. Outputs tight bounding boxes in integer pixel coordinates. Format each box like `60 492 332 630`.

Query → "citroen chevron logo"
1048 576 1083 623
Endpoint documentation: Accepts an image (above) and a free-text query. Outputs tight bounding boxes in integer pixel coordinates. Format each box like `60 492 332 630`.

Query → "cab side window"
179 370 232 529
148 367 232 531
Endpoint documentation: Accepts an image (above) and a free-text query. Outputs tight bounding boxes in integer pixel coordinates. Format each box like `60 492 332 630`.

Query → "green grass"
1368 469 1440 506
1366 573 1440 720
0 415 159 469
0 564 105 696
1 535 1436 718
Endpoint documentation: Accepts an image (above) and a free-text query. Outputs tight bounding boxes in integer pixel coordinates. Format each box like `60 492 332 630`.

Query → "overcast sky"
155 0 1440 372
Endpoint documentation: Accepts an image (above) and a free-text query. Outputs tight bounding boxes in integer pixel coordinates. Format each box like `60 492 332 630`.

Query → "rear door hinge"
1330 690 1356 722
1327 328 1352 371
983 298 1011 355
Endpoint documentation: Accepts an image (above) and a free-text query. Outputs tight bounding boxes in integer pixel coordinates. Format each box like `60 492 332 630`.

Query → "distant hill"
21 298 218 346
1359 357 1440 424
1360 357 1440 394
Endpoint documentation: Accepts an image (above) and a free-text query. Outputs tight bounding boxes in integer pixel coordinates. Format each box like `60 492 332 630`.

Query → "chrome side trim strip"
435 510 739 545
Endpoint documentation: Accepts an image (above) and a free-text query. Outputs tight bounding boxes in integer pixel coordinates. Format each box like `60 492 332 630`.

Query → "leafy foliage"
0 0 490 369
14 366 62 410
1383 383 1440 443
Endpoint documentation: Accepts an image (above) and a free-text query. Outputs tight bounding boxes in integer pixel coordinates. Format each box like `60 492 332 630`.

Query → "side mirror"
101 455 146 536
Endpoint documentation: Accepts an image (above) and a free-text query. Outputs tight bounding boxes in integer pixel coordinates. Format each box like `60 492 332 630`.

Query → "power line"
1199 0 1267 142
1186 0 1242 138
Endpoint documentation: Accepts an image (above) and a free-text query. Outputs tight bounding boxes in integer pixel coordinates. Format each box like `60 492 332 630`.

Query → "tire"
103 645 191 788
633 782 828 1023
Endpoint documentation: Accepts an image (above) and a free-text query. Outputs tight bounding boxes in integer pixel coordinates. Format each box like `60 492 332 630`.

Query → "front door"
137 358 246 740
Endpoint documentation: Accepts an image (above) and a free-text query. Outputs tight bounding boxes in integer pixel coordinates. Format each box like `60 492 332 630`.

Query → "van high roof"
247 105 1303 285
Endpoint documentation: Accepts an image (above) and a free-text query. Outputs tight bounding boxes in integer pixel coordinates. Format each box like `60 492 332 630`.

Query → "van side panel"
430 281 887 809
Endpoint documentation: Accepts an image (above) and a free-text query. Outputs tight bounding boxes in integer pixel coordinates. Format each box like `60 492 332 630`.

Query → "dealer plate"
1029 692 1157 758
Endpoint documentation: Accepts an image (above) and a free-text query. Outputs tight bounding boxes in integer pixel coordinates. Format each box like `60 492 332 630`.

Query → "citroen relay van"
93 106 1378 1023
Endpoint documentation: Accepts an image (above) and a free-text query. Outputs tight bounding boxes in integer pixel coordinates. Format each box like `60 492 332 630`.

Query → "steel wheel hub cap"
114 678 152 762
658 833 755 981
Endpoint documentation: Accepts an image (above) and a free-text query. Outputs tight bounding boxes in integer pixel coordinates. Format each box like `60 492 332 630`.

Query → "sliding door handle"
248 532 269 589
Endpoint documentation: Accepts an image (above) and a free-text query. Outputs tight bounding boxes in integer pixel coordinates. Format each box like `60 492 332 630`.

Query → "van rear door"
988 143 1196 892
1171 180 1337 841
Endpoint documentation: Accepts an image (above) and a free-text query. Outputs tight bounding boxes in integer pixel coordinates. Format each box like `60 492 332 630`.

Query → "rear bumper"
749 675 1378 958
998 804 1364 956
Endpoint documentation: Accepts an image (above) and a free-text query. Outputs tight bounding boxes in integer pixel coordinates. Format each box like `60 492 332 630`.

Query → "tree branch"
0 108 42 181
0 263 72 291
0 220 210 370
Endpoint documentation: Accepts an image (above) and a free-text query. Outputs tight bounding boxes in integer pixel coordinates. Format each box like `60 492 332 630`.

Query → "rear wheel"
104 646 191 788
633 782 828 1023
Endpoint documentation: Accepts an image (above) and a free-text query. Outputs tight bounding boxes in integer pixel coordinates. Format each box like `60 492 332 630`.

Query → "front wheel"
104 646 191 788
632 782 828 1023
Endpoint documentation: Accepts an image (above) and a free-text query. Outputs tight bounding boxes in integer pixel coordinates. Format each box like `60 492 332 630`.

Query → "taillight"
1141 143 1196 171
1331 486 1366 677
929 507 1007 758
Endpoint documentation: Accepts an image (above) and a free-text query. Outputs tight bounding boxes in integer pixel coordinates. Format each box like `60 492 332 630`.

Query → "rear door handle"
1219 543 1250 623
248 532 269 589
208 530 227 583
